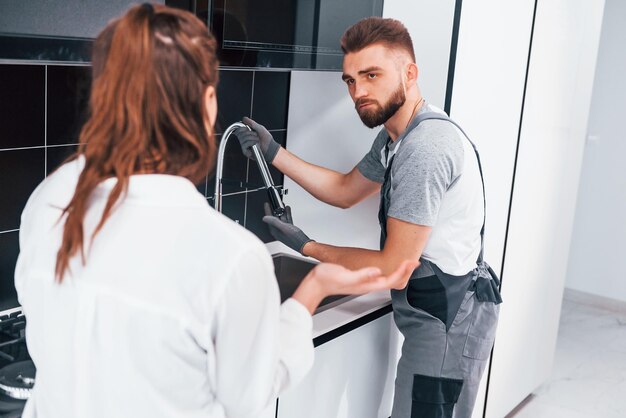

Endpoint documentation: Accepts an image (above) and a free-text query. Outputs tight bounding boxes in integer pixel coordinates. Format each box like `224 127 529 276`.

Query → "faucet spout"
214 122 286 217
214 122 248 213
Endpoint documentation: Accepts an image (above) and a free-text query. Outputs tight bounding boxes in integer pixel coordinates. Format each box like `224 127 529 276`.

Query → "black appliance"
0 312 32 417
209 0 384 69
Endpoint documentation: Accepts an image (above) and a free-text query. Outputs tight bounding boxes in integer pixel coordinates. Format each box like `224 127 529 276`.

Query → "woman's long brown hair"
55 4 219 281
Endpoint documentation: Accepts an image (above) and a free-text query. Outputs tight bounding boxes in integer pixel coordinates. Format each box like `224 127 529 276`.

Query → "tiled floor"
510 293 626 417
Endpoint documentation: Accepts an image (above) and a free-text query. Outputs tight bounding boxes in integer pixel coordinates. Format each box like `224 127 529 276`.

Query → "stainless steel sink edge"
271 253 353 314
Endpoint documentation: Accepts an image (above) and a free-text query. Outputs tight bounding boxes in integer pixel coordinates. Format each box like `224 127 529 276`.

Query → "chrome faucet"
214 122 286 217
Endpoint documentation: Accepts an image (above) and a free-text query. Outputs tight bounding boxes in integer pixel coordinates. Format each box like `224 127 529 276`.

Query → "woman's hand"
292 260 419 315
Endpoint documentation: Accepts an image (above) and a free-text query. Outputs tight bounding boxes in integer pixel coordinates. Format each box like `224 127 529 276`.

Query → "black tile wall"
46 65 91 145
0 63 292 310
244 189 275 243
215 70 253 135
0 65 45 149
251 71 290 130
220 193 246 226
0 148 45 231
46 144 79 175
247 130 286 189
0 231 20 311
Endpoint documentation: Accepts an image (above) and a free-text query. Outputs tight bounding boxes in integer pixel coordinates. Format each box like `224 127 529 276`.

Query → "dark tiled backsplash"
46 65 92 146
251 71 290 129
214 70 253 135
0 65 45 149
0 148 45 231
0 62 291 310
46 144 80 175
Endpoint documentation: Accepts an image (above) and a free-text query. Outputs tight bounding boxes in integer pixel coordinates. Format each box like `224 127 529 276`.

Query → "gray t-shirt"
356 103 484 275
356 103 464 226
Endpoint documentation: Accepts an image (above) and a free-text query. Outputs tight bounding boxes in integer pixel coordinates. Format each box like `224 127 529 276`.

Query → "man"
235 17 502 418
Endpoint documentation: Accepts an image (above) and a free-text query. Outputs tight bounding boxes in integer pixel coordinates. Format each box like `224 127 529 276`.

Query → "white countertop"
265 241 393 340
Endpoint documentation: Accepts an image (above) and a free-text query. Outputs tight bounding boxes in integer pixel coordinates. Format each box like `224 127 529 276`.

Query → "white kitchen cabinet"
481 1 605 416
452 0 605 416
277 311 401 418
450 0 537 416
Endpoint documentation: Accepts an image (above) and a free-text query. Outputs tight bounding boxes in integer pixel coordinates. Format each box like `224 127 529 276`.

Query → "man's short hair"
341 17 415 62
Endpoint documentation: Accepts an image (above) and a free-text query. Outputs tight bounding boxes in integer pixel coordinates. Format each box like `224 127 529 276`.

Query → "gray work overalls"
379 113 503 418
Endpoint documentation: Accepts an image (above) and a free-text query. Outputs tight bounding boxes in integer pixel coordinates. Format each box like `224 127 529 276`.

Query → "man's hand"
234 117 281 163
292 260 420 314
262 203 313 254
309 259 420 294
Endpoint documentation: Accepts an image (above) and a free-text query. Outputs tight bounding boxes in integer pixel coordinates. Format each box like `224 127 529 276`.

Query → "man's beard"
355 83 406 129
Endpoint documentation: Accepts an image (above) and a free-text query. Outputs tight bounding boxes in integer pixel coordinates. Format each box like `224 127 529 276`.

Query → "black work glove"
262 203 314 254
234 117 281 163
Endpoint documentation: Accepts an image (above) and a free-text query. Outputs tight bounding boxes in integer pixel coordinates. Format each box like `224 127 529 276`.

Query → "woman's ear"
204 85 218 129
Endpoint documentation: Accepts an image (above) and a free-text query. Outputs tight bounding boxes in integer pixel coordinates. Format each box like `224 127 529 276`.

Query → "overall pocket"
411 374 463 418
463 267 502 360
462 300 499 360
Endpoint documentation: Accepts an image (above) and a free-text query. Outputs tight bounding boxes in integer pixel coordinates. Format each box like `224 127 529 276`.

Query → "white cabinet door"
449 0 537 416
277 313 401 418
482 1 605 417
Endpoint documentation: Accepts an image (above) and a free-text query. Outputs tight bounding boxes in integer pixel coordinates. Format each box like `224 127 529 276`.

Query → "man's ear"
406 62 419 85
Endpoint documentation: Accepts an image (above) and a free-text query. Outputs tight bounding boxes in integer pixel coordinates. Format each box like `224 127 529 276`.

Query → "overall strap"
405 112 487 262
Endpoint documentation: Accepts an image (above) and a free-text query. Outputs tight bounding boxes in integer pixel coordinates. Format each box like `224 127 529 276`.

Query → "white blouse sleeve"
213 244 314 417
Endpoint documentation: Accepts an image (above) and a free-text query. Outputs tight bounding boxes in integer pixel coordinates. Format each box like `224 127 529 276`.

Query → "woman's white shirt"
14 158 314 418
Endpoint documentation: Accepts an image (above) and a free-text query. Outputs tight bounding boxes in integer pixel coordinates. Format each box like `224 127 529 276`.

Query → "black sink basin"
272 253 351 313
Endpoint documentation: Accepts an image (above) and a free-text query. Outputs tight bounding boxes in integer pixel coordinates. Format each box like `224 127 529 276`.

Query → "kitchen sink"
272 253 353 313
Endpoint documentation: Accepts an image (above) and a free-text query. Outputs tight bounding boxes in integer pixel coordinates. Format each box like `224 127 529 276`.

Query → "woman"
14 4 416 417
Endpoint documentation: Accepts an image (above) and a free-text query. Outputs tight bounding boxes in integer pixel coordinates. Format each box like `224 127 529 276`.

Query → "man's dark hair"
341 17 415 62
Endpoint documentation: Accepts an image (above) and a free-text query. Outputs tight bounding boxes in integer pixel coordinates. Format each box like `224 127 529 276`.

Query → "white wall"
383 0 456 109
566 0 626 304
284 71 381 250
483 1 605 417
